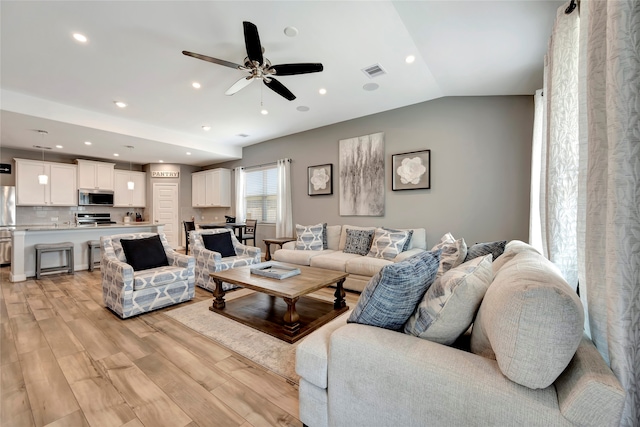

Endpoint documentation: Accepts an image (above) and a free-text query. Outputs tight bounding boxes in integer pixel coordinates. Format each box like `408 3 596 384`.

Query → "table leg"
265 243 272 261
334 278 346 309
212 278 226 309
283 297 300 336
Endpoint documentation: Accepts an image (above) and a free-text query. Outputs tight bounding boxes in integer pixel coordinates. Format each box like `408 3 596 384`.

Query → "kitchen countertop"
14 222 157 232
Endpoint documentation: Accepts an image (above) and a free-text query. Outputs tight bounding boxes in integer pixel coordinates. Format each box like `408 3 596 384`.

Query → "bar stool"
88 240 101 271
35 242 74 279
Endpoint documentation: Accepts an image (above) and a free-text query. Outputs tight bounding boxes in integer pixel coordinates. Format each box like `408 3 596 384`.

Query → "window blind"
245 166 277 222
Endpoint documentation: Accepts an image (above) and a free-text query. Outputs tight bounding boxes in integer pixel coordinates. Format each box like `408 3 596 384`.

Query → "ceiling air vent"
236 133 250 138
361 63 387 79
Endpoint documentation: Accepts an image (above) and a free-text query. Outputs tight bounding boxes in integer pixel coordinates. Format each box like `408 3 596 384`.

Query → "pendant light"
126 145 134 190
36 130 49 185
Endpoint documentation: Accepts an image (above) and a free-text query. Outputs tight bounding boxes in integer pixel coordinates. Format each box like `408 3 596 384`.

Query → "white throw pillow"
431 232 467 280
404 254 493 345
295 223 324 251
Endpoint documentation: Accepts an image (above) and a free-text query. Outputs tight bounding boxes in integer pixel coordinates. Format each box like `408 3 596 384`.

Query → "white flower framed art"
308 163 333 196
392 150 431 191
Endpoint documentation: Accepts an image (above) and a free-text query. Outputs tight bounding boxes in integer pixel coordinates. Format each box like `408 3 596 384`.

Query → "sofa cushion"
368 228 411 260
325 225 342 250
464 240 507 263
345 256 393 277
492 240 540 273
295 223 324 251
338 225 376 250
343 229 375 256
310 252 361 272
431 233 467 280
202 232 236 258
273 249 334 266
120 234 169 272
404 254 493 345
470 247 584 389
347 250 441 331
133 265 190 290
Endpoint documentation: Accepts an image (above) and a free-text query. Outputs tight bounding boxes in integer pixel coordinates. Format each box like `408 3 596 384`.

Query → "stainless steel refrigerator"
0 186 16 265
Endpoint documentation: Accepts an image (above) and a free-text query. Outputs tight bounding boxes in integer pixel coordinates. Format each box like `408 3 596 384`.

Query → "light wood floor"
0 265 360 427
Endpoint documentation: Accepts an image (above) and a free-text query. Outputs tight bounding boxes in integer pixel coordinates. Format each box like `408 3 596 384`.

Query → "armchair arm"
234 242 262 261
101 255 134 292
165 249 195 269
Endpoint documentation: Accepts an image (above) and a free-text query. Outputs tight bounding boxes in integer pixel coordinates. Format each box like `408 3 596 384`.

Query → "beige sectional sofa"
296 241 625 427
272 225 427 292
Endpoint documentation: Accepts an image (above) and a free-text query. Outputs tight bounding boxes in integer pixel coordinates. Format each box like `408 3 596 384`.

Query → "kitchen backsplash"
16 206 147 226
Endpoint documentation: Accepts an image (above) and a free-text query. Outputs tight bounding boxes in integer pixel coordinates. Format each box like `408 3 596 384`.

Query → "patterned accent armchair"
100 232 195 318
191 228 262 292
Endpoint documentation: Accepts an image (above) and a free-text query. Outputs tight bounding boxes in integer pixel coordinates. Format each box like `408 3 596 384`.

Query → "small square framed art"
392 150 430 191
308 164 333 196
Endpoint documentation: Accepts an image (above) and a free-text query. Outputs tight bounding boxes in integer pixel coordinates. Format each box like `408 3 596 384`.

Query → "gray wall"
214 96 534 247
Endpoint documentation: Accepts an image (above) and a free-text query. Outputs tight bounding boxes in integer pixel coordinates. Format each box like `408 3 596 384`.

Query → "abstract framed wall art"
308 164 333 196
339 132 385 216
392 150 431 191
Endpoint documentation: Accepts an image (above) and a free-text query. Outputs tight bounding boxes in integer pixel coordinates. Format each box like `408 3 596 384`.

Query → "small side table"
263 237 295 261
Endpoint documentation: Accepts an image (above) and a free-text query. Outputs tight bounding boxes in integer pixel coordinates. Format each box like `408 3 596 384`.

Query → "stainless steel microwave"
78 189 114 206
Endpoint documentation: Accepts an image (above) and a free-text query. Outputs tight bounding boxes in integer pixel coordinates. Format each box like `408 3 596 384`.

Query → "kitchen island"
10 223 164 282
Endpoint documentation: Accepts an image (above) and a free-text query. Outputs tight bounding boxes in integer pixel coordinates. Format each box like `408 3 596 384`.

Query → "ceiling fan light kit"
183 21 323 101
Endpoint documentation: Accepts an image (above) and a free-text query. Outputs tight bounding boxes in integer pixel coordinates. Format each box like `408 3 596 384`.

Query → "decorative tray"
250 262 301 279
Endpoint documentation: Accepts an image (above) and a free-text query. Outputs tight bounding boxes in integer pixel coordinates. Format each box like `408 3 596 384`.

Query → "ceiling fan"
182 21 323 101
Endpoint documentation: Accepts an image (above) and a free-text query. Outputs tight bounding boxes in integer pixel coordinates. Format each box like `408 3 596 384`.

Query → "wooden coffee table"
209 264 349 343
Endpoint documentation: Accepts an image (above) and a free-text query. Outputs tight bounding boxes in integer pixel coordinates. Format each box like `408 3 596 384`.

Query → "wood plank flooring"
0 265 360 427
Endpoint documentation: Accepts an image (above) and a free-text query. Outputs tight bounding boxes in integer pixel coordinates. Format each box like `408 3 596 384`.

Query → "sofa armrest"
327 324 568 427
282 241 296 250
392 248 424 262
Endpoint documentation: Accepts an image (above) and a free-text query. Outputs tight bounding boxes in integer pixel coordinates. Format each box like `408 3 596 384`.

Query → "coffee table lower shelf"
210 292 349 343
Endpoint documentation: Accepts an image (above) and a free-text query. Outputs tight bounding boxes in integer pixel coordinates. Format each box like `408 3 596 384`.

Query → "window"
245 166 277 223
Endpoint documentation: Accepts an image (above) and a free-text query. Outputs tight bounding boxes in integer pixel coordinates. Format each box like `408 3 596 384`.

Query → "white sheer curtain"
234 167 246 223
535 1 640 424
528 89 544 253
539 5 580 290
577 1 640 424
276 158 293 238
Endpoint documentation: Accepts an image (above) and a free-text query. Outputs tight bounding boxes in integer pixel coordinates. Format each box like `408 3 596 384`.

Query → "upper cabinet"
192 168 230 207
114 170 146 207
76 159 115 190
15 159 77 206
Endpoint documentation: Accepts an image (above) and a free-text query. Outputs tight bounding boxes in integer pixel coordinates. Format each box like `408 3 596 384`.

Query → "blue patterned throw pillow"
295 223 324 251
348 249 442 331
383 227 414 252
368 227 411 260
464 240 507 262
343 229 375 256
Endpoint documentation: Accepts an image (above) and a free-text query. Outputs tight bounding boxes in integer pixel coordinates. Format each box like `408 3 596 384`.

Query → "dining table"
199 222 246 238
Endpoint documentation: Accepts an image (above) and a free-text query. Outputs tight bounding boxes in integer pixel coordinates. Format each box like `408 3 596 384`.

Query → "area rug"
164 292 351 384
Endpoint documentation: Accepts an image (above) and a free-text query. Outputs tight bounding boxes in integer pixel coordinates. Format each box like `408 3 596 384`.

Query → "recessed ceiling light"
159 160 164 163
84 141 92 145
114 101 127 108
55 145 63 149
297 106 310 112
261 109 269 115
202 125 211 131
284 26 299 37
73 33 87 43
114 153 120 157
363 83 379 91
319 88 327 95
192 82 201 89
186 152 192 155
405 55 416 64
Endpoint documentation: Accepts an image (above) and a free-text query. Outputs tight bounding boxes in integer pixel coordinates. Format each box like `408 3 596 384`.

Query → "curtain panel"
276 159 293 238
234 167 246 224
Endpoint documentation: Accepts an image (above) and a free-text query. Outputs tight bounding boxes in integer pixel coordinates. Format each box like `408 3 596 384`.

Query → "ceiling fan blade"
264 78 296 101
271 63 324 76
182 51 242 69
243 21 264 65
225 76 254 96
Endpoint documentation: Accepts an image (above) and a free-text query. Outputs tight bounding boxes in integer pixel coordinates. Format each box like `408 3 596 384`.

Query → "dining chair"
183 221 196 255
241 219 258 247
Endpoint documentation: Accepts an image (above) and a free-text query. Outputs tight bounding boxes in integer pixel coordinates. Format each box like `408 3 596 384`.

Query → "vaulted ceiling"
0 1 562 166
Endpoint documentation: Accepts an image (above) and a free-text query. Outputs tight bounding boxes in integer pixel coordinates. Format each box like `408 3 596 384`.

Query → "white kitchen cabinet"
192 168 230 207
114 170 146 207
76 159 115 190
15 159 77 206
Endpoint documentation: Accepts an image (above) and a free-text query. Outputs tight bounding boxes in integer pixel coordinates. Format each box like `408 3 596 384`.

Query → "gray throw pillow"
295 223 324 251
464 240 507 262
343 229 375 256
348 249 441 331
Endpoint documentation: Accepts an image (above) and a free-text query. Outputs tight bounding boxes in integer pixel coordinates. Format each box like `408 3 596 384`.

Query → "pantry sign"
151 171 179 178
